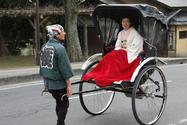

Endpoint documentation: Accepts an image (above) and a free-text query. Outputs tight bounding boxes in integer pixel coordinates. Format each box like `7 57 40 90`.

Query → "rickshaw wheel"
79 60 115 115
132 65 167 125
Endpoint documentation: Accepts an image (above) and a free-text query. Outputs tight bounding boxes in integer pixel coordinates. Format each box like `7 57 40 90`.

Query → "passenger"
82 16 143 87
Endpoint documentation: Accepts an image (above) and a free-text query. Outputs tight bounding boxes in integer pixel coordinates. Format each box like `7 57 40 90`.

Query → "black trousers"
49 88 69 125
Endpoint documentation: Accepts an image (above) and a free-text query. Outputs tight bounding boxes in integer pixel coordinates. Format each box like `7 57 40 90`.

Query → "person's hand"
67 85 72 97
41 86 48 96
105 46 115 51
66 79 72 97
44 86 47 90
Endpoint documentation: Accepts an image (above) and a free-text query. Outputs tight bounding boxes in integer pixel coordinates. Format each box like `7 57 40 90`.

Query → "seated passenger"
82 15 143 87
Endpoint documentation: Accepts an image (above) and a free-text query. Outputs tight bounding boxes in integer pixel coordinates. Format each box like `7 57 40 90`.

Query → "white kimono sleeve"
126 28 143 63
114 31 122 50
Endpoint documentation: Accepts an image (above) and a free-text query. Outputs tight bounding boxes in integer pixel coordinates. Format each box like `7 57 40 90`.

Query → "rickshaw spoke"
79 61 115 115
132 65 167 125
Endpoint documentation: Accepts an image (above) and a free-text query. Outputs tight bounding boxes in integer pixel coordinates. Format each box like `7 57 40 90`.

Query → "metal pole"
36 0 40 65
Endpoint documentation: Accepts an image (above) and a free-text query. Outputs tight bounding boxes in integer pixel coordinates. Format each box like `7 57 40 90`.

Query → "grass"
0 55 103 69
0 55 36 69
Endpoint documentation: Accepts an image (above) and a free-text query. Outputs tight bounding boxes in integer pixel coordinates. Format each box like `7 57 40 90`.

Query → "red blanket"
82 50 140 87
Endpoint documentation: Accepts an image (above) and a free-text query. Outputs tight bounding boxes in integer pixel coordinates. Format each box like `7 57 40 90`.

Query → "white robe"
114 28 143 63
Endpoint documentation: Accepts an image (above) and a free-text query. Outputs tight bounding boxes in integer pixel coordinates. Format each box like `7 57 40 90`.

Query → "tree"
0 0 64 57
0 18 11 56
1 17 34 55
0 0 63 8
63 0 84 62
0 0 87 62
0 0 33 57
78 16 88 60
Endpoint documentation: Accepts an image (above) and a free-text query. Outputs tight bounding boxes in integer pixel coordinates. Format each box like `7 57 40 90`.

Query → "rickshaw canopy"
92 4 168 57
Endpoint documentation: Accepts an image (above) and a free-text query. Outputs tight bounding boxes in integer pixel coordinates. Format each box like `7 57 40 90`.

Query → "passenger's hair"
120 14 132 22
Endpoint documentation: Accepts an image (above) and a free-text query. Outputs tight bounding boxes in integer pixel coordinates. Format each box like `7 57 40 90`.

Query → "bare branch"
39 16 50 26
28 18 35 29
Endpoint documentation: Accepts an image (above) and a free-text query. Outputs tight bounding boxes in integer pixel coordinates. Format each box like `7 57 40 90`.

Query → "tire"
79 60 115 115
132 65 167 125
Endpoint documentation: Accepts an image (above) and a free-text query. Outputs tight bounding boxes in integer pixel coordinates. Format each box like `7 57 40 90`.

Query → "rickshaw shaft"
71 85 133 96
71 85 118 95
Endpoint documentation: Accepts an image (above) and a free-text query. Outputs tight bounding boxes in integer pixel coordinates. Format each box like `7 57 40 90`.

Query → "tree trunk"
34 17 37 59
0 30 11 57
83 16 88 59
28 18 37 58
0 18 11 57
28 18 36 57
64 0 84 62
42 21 48 44
40 16 50 45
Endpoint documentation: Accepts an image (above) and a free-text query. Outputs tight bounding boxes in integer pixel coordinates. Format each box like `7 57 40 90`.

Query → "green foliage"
20 43 33 56
34 0 64 7
26 44 33 55
1 17 34 55
0 0 33 8
0 0 65 8
0 0 83 56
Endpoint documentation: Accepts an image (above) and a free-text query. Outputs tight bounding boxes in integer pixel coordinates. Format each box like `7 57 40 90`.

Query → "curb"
0 74 42 86
0 69 83 86
164 58 187 65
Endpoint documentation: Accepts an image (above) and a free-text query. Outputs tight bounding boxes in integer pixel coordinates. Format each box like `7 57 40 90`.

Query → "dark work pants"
49 88 69 125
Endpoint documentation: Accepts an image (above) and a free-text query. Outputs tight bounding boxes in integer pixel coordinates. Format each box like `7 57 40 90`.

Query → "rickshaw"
42 4 168 125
